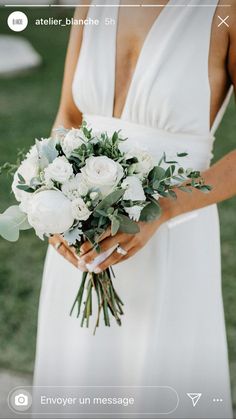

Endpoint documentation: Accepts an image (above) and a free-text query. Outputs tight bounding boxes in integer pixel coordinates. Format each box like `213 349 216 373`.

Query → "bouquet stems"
70 268 124 335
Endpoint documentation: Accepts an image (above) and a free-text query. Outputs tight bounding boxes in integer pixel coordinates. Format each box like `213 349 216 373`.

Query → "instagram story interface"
0 1 236 418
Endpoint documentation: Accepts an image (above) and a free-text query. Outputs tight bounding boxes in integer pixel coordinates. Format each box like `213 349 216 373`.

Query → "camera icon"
9 389 32 412
15 393 29 406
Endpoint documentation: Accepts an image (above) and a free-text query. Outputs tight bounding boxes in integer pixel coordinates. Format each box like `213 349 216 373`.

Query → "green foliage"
117 214 140 234
94 189 125 211
0 206 31 242
140 199 162 222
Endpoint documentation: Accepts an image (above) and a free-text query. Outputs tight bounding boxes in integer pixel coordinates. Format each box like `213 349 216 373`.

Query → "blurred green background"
0 7 235 406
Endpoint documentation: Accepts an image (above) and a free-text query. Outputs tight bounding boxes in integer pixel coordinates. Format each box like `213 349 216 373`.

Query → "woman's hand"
49 234 80 269
78 215 166 273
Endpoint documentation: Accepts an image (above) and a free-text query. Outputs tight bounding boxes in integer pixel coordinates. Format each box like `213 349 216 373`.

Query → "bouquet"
0 121 211 333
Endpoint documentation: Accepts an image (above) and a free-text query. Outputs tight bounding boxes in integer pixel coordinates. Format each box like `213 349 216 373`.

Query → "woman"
33 1 236 417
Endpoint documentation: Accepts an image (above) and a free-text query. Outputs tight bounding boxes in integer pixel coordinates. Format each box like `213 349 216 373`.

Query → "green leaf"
117 214 140 234
179 186 192 193
4 206 31 230
177 152 188 157
165 165 176 179
17 173 25 183
0 205 31 241
197 185 212 193
149 166 165 183
16 184 35 193
0 216 19 241
94 208 109 217
111 217 120 236
139 200 162 222
95 189 125 211
111 131 118 144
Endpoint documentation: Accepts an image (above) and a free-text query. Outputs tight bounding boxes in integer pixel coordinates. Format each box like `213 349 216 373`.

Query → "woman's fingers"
94 243 132 273
49 235 87 271
79 227 111 255
80 232 124 265
56 243 79 269
112 246 137 265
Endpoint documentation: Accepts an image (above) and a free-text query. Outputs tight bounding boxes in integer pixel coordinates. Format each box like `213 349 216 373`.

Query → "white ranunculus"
44 156 73 184
125 147 154 178
12 158 39 203
61 173 89 199
61 128 86 157
81 156 124 197
71 197 91 221
124 205 143 222
121 176 146 201
27 190 74 238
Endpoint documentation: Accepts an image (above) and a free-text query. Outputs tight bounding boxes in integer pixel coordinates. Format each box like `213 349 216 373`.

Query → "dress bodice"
72 0 233 172
72 0 231 138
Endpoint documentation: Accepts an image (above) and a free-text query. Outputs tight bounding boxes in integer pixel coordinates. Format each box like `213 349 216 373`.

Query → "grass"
0 7 236 404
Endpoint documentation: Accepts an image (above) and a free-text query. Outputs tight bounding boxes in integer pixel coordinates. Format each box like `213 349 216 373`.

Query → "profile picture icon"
7 11 28 32
15 393 29 406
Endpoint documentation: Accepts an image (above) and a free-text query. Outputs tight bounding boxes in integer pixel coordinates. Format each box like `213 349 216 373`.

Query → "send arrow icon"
187 393 202 407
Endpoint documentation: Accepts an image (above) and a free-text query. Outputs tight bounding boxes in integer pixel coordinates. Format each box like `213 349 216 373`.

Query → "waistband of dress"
83 114 215 149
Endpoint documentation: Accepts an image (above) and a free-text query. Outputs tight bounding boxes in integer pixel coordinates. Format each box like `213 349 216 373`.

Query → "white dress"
33 1 233 418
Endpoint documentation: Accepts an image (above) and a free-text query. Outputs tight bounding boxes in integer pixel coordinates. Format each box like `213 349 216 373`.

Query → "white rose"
27 190 74 238
61 128 86 157
126 147 154 178
81 156 124 197
71 197 91 221
124 205 143 222
44 156 73 184
121 176 146 201
62 173 88 199
26 144 39 161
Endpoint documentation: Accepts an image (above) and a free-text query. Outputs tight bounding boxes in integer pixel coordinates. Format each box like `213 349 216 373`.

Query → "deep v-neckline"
112 0 172 119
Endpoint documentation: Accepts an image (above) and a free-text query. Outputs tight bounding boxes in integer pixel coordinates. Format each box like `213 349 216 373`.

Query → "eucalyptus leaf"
0 216 19 241
149 166 165 183
95 189 125 211
165 165 176 179
139 200 162 222
0 205 31 241
117 214 140 234
3 206 31 231
111 217 120 236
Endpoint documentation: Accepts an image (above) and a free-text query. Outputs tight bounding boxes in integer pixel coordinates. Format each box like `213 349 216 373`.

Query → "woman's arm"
79 148 236 273
49 5 91 267
163 6 236 220
52 4 91 131
162 150 236 220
